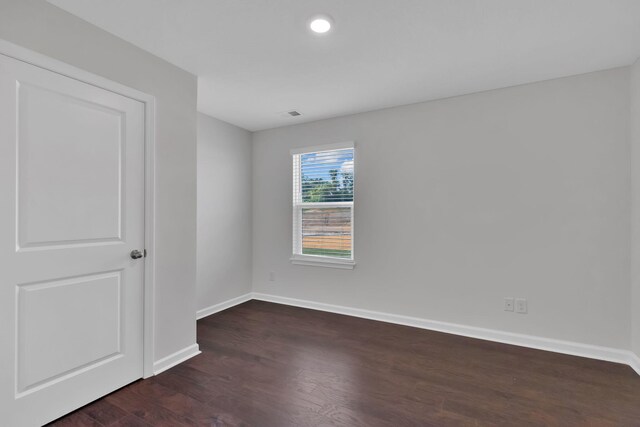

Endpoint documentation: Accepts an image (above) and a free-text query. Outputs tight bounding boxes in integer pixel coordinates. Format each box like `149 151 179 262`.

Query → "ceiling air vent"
287 110 301 117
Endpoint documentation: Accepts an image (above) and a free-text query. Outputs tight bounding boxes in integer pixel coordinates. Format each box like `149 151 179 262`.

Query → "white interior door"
0 53 146 426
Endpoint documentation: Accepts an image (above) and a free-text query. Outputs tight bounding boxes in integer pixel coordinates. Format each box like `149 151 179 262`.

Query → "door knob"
130 249 144 259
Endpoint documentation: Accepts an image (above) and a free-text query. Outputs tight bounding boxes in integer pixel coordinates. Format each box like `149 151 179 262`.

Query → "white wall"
631 58 640 357
253 68 631 349
0 0 198 362
197 114 252 310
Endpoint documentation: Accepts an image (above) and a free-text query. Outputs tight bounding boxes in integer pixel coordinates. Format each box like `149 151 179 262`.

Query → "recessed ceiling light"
309 15 333 34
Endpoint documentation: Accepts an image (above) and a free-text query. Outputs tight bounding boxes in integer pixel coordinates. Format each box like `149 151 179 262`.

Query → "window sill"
290 254 355 270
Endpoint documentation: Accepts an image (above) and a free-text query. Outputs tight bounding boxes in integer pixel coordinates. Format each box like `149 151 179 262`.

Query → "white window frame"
290 141 355 269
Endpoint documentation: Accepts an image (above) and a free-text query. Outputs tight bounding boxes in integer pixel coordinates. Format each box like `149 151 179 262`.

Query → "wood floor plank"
81 398 129 426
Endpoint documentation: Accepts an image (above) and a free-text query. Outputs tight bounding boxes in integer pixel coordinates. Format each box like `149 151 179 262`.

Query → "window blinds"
292 144 354 260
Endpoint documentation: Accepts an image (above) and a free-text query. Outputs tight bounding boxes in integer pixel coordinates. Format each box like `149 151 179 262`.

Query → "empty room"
2 0 640 425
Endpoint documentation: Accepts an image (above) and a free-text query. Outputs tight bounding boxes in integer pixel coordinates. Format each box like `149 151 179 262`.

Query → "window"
291 142 355 269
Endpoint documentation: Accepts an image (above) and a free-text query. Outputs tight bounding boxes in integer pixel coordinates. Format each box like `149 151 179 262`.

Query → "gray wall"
632 58 640 357
1 0 636 358
253 68 631 349
197 114 252 310
0 0 198 361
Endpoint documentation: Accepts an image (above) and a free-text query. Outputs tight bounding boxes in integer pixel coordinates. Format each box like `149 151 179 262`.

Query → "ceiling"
48 0 640 131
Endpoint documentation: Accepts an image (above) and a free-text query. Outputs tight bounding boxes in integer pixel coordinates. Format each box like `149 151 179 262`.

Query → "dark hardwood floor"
51 300 640 426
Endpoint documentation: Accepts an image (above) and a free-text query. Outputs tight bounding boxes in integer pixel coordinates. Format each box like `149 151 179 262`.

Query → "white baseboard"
251 292 639 375
196 292 253 320
192 291 640 376
153 343 201 375
629 353 640 376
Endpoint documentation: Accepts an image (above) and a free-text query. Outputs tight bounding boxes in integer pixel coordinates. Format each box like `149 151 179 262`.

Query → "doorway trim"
0 39 157 378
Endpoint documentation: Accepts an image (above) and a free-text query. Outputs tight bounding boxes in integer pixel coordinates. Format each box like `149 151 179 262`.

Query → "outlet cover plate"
504 297 514 312
515 298 527 314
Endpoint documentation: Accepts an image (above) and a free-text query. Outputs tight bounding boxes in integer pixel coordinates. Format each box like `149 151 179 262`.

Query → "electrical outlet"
268 272 276 282
515 298 527 314
504 297 514 312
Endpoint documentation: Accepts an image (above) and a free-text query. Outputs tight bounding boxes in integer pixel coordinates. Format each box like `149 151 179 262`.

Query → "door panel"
17 82 124 247
0 53 145 426
17 271 122 393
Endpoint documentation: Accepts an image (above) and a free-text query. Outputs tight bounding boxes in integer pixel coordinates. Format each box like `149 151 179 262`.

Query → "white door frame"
0 39 157 378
